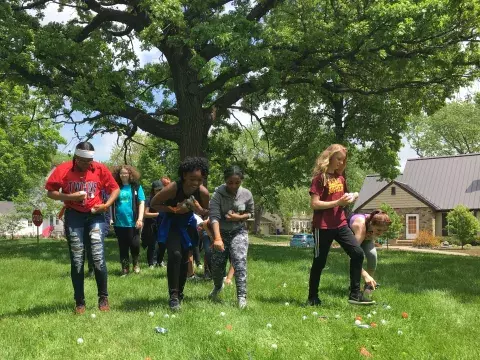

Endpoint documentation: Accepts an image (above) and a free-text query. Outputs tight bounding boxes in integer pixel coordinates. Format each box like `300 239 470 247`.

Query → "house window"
391 187 396 195
441 213 449 236
28 220 33 227
49 215 54 226
56 218 60 225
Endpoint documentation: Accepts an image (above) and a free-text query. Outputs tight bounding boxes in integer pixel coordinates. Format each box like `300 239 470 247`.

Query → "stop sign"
32 209 43 226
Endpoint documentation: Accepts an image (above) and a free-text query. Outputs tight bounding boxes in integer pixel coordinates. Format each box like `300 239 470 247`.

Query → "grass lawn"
1 237 480 360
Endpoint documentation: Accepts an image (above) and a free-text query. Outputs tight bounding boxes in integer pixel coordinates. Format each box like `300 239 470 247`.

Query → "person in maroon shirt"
45 142 120 314
307 144 374 306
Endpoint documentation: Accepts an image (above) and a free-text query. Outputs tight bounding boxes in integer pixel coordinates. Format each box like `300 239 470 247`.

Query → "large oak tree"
2 0 480 167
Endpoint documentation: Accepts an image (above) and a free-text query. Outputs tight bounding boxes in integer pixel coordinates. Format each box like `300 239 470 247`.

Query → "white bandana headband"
75 149 95 158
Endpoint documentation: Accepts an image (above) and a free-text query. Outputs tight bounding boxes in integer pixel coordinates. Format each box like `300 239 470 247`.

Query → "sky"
41 3 478 172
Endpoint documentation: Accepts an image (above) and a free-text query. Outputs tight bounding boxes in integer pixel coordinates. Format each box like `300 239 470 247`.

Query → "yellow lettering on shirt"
328 178 343 195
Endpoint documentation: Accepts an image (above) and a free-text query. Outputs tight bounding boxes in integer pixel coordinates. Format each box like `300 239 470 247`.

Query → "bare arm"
150 183 178 213
144 206 159 219
104 188 120 208
135 200 145 229
310 193 351 210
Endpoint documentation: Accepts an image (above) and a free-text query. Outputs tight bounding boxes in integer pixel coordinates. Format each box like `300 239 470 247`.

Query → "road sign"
32 209 43 226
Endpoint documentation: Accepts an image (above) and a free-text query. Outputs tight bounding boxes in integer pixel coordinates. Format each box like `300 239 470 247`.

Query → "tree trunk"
253 204 263 234
167 48 213 160
332 97 346 142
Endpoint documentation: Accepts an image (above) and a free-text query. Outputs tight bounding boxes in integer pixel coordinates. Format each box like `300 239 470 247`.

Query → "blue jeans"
64 209 108 304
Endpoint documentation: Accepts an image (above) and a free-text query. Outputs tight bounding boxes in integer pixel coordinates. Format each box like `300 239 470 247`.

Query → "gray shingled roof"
353 153 480 211
0 201 15 215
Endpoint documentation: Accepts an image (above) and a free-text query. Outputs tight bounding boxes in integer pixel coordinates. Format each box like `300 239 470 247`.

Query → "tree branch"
76 0 149 42
247 0 282 21
118 105 180 143
11 0 50 11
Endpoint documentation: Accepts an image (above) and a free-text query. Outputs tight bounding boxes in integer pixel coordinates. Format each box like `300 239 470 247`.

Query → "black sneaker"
306 297 322 306
348 292 376 305
169 296 181 311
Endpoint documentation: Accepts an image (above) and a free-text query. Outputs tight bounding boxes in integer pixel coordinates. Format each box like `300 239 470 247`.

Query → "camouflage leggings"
211 229 249 298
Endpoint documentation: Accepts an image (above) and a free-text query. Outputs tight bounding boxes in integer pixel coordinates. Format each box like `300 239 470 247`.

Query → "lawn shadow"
0 238 124 265
118 294 208 312
0 302 72 320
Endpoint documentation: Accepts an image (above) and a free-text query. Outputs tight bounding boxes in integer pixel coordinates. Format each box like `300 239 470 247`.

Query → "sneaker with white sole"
238 297 247 309
348 292 376 305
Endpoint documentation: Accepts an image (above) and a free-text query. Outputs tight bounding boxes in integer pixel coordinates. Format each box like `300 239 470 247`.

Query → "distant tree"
0 81 65 200
277 186 311 234
379 203 403 247
14 177 63 222
0 212 23 239
407 101 480 157
447 205 480 249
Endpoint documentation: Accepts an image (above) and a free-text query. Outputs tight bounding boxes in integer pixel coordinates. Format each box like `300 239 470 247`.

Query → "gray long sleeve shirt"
209 184 254 232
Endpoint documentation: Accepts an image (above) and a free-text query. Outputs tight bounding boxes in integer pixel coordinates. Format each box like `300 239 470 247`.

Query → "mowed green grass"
1 237 479 360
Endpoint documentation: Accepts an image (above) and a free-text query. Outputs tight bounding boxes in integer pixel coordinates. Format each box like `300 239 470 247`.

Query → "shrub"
413 230 441 248
446 205 480 249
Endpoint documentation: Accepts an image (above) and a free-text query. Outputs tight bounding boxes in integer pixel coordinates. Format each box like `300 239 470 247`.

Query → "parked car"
290 233 315 248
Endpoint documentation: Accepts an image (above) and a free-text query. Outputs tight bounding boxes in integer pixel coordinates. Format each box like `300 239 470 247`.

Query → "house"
0 201 64 238
246 212 282 235
289 211 312 234
353 153 480 240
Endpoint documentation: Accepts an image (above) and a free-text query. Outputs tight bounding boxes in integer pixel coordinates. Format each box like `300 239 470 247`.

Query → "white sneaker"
238 297 247 309
209 284 224 301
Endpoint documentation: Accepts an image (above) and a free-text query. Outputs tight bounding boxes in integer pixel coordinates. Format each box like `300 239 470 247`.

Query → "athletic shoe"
121 267 129 277
348 292 376 305
133 265 141 274
75 304 86 315
238 297 247 309
149 265 155 270
209 284 224 301
306 297 322 306
197 264 203 270
157 262 165 268
98 296 110 311
187 274 200 281
169 296 181 312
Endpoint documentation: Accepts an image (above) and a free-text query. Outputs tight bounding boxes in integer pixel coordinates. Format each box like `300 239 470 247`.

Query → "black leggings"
166 228 191 297
308 225 364 298
114 226 140 269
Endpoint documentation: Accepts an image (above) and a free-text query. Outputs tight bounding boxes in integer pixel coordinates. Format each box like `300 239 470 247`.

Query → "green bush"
446 205 480 249
379 203 403 242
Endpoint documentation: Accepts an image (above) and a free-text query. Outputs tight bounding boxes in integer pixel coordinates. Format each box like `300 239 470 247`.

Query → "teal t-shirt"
114 184 146 227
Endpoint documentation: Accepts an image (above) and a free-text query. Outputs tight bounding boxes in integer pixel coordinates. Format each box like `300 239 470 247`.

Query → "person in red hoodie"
45 142 120 314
